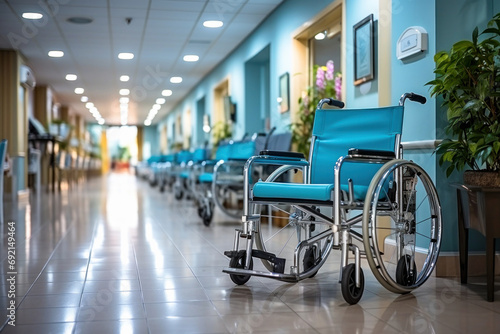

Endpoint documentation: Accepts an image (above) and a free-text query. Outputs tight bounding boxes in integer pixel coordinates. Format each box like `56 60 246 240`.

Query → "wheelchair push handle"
399 92 426 106
318 98 345 109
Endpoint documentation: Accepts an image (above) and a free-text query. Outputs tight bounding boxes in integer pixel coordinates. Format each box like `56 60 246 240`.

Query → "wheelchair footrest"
251 250 286 274
224 249 286 274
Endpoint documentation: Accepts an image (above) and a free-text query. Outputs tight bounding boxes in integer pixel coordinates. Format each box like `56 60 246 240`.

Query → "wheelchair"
195 131 293 226
194 137 264 226
223 93 442 305
174 148 211 201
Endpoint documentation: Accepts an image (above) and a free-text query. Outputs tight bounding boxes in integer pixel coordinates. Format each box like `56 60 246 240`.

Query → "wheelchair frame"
223 93 443 304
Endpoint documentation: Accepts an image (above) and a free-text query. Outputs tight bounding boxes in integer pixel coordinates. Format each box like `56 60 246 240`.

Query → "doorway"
244 45 270 135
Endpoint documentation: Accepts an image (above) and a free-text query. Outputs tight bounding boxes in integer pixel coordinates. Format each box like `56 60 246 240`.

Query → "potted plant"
292 60 342 157
427 12 500 186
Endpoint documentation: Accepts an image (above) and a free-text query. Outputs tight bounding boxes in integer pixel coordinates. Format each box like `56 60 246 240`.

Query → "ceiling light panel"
22 12 43 20
48 50 64 58
183 55 199 62
203 20 223 28
118 52 134 59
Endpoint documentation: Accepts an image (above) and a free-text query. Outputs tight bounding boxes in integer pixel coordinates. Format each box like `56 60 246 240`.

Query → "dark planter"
463 170 500 188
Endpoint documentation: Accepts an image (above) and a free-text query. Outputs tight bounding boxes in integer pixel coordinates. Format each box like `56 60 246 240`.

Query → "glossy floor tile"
1 172 499 333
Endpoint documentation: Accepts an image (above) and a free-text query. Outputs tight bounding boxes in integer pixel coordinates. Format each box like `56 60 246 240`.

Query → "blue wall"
345 0 379 108
142 125 158 159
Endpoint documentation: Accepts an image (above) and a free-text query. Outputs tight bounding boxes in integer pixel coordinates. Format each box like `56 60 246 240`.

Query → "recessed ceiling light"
22 12 43 20
48 50 64 58
156 98 166 104
119 97 129 103
119 89 130 95
120 75 130 82
144 120 152 126
203 20 223 28
65 74 77 81
152 104 161 110
170 77 182 84
81 96 88 102
74 88 84 94
162 89 172 96
85 102 94 108
98 119 105 125
183 55 199 62
118 53 134 60
67 17 93 24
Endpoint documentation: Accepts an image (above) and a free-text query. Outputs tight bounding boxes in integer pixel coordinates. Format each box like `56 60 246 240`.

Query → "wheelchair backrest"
228 141 256 160
265 132 292 151
215 142 232 160
192 148 210 163
175 150 193 164
310 106 403 188
159 154 175 163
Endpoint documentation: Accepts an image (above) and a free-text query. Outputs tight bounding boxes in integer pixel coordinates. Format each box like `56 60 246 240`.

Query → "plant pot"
463 170 500 188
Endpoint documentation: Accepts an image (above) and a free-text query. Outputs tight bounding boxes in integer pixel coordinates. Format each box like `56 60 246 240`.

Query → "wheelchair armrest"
201 159 217 166
227 158 249 162
348 148 396 159
259 150 305 160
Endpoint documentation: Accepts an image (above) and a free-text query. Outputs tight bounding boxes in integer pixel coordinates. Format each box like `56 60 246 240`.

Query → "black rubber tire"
202 210 212 226
341 263 364 305
174 189 183 200
396 255 417 287
229 252 253 285
197 206 204 218
303 246 319 278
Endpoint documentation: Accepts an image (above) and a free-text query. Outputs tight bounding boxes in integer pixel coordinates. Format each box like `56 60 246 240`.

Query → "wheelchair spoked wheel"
252 203 334 278
362 159 442 294
212 184 244 220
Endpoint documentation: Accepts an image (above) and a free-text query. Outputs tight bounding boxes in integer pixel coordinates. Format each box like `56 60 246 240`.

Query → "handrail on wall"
401 140 442 150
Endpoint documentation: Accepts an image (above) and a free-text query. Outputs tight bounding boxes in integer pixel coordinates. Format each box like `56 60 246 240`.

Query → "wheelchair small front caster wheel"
396 255 417 287
303 246 320 278
202 211 212 226
341 263 364 305
174 189 183 200
197 206 204 218
229 251 253 285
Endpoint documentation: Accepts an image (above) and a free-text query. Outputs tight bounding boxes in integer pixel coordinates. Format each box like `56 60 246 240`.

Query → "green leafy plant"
212 121 232 148
427 13 500 177
291 60 342 157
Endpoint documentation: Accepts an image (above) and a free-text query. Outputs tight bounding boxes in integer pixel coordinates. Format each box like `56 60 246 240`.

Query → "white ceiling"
0 0 284 125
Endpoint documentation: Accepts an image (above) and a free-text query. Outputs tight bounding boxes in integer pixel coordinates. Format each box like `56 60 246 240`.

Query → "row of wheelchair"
139 93 443 304
136 128 293 226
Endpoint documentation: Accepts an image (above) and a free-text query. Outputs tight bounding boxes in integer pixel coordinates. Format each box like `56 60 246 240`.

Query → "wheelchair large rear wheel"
362 160 442 294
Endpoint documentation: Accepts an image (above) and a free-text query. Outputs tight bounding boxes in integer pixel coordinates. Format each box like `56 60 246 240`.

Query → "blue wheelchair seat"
252 105 403 202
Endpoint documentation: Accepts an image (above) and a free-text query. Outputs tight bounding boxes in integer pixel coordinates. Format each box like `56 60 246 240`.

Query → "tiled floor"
1 172 499 333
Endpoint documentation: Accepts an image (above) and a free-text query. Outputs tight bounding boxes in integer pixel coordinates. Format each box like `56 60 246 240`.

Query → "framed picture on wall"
353 14 374 86
279 72 290 113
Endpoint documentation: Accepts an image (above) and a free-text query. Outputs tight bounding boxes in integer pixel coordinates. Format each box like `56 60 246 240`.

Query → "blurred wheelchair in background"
194 130 292 226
